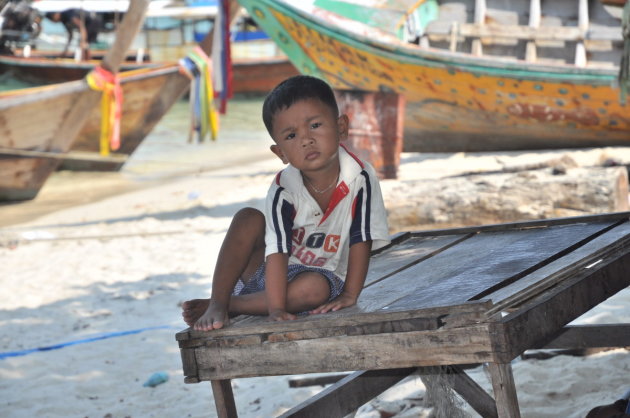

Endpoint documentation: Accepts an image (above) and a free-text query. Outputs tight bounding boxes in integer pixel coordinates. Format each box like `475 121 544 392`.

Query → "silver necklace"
304 172 339 194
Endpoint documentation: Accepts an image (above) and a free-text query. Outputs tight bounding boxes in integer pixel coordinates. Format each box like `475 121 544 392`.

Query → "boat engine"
0 0 41 54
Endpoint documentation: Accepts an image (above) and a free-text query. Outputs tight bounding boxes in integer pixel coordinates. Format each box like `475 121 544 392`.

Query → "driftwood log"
384 164 629 233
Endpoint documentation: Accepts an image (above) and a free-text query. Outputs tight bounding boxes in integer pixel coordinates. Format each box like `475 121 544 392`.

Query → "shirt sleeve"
264 181 296 257
349 163 391 251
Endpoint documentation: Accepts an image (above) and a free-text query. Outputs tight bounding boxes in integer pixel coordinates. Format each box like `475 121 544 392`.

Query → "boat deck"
176 212 630 417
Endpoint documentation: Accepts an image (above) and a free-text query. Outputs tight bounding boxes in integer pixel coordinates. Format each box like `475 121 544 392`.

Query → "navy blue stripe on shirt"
271 187 285 253
362 171 372 241
350 188 364 246
350 170 373 245
271 186 294 253
280 199 294 253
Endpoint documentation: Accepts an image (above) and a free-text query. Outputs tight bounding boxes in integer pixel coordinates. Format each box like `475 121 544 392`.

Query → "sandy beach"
1 146 629 417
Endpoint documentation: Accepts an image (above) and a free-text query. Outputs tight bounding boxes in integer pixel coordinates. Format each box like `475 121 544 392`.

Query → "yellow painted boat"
239 0 630 152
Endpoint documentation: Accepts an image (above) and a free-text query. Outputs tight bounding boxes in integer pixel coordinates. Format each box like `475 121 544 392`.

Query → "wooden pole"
52 0 150 151
525 0 540 62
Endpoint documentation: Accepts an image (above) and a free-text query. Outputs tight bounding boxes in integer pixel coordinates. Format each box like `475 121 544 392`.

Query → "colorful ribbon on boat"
179 47 219 142
619 0 630 105
212 0 233 113
86 66 123 156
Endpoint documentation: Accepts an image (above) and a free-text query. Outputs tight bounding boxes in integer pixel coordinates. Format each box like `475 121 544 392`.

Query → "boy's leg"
228 271 332 315
182 207 266 330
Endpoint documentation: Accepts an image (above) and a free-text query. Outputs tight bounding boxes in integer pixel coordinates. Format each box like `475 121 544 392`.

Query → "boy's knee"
292 274 330 305
233 207 264 226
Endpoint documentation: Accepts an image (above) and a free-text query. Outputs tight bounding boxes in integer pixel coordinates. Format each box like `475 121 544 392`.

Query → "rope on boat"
86 66 124 156
179 47 220 143
619 0 630 105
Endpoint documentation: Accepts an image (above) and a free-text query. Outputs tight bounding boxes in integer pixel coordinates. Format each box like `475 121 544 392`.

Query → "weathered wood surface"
487 363 521 418
177 213 630 417
367 220 616 311
536 324 630 349
280 368 416 418
492 243 630 360
192 324 497 380
485 221 630 312
211 380 237 418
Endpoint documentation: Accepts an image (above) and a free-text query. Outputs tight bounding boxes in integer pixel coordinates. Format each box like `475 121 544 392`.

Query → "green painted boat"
239 0 630 152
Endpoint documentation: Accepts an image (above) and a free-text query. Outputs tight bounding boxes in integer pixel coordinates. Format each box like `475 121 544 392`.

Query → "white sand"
1 150 629 417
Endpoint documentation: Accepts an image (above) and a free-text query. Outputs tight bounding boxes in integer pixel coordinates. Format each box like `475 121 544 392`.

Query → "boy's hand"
268 309 297 322
309 292 358 314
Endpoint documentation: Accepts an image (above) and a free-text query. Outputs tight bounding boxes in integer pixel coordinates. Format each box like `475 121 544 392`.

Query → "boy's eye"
310 122 322 129
285 132 296 140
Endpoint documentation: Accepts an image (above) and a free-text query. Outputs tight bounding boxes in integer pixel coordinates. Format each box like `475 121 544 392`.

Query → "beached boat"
0 50 297 95
239 0 630 152
0 0 150 201
1 0 298 95
0 1 290 172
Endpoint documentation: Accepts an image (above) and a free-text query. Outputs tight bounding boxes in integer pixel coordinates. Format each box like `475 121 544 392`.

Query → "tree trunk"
384 166 629 233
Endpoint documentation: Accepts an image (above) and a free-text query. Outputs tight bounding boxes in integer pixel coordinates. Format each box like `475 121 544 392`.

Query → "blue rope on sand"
0 325 176 360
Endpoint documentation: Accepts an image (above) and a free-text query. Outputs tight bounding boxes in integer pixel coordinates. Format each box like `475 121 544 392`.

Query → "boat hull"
0 53 298 95
240 0 630 152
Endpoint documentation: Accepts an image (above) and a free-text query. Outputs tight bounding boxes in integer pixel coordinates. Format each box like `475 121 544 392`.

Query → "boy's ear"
270 144 289 164
337 114 349 141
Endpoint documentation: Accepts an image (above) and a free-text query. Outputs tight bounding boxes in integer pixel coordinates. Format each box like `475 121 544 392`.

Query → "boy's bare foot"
181 299 210 326
193 300 230 331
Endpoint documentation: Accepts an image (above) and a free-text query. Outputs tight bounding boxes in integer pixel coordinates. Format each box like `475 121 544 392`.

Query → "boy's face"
269 98 348 175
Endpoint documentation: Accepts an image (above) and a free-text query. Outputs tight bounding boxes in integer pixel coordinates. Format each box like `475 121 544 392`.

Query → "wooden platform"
176 212 630 417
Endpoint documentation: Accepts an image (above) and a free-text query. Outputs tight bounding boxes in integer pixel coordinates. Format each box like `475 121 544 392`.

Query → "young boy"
182 75 390 331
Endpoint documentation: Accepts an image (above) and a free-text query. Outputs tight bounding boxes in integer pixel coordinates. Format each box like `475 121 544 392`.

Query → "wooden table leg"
211 379 238 418
487 362 521 418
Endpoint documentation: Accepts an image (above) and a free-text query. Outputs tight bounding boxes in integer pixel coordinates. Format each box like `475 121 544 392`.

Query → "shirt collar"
277 145 364 193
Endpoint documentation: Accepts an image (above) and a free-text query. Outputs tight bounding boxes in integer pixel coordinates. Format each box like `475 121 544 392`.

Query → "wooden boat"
0 50 297 95
238 0 630 152
0 0 150 201
0 53 155 84
1 1 298 96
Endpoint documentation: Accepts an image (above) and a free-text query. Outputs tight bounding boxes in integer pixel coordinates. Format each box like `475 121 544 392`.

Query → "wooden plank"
492 248 630 361
446 365 498 418
443 23 622 42
288 373 350 388
211 379 238 418
191 324 496 380
180 347 198 380
374 221 616 312
525 0 541 62
487 363 521 418
280 368 416 418
403 212 630 239
364 233 472 286
575 0 589 67
536 324 630 349
485 221 630 312
176 300 492 343
471 0 486 56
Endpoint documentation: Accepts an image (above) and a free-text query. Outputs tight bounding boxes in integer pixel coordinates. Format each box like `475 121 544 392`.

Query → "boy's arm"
310 240 372 314
265 253 296 321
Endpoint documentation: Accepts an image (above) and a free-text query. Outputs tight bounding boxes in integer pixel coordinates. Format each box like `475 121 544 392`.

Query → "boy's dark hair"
262 75 339 137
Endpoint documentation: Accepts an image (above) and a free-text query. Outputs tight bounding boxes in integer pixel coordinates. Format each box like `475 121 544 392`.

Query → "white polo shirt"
264 145 390 281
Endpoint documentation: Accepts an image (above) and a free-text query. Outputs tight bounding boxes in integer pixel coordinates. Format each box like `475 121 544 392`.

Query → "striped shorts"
233 262 345 302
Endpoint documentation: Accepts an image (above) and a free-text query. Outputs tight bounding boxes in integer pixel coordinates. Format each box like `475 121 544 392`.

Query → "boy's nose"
300 133 315 146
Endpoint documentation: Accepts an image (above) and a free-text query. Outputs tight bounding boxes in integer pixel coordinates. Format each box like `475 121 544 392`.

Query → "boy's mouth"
305 151 320 161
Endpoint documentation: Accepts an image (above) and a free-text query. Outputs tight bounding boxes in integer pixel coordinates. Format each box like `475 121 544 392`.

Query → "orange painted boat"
239 0 630 152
